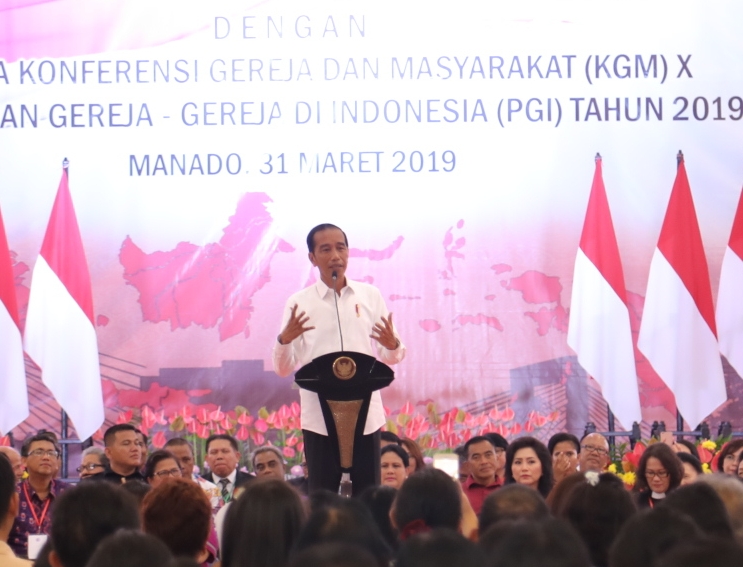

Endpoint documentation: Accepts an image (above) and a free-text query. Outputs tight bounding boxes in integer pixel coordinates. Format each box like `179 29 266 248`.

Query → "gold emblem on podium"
332 356 357 380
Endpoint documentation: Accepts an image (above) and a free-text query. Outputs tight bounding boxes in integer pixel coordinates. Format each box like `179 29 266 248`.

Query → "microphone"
332 270 344 351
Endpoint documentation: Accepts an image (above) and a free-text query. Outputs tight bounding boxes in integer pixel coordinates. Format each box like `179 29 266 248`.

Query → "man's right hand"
553 453 578 483
278 304 315 345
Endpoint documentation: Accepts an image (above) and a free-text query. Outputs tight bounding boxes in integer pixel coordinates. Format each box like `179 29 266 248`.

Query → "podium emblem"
332 356 357 380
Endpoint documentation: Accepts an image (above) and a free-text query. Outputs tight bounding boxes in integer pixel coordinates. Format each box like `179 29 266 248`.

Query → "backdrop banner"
2 0 742 449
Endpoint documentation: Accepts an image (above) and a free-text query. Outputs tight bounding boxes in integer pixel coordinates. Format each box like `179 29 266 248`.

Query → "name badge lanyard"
22 482 52 534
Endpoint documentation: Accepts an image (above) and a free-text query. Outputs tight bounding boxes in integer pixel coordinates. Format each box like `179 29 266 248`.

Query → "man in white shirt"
273 223 405 495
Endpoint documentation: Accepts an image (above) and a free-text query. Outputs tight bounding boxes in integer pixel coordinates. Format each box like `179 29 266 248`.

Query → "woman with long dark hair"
221 479 305 567
504 436 554 498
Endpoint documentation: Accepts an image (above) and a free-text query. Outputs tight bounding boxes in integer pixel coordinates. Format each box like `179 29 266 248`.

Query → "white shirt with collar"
273 278 405 435
212 469 237 498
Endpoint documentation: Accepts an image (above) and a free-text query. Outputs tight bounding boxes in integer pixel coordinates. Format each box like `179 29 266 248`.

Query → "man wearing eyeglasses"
76 447 109 480
579 432 611 473
8 432 71 559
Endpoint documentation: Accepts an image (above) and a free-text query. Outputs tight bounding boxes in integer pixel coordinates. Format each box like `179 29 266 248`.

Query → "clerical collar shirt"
273 278 405 435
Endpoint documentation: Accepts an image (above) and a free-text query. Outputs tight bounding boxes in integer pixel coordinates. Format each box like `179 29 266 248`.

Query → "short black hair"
393 468 461 532
51 481 141 567
675 439 700 460
164 437 193 453
396 528 486 567
381 444 410 468
205 433 239 453
660 482 735 540
135 429 148 447
85 530 173 567
677 452 703 474
548 433 581 455
21 432 60 457
479 483 549 533
0 453 15 519
380 431 402 446
464 436 496 458
479 517 592 567
484 433 509 451
306 223 348 253
103 424 138 447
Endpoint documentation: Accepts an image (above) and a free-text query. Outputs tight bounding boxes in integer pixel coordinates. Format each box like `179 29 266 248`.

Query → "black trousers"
303 428 381 497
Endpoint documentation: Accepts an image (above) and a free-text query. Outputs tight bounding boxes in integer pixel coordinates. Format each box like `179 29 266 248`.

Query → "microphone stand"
331 270 351 496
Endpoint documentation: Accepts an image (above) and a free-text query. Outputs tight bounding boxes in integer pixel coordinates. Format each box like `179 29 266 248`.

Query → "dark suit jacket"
201 470 254 491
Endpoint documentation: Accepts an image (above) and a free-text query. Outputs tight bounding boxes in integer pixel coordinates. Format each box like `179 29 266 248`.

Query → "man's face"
167 444 195 479
308 228 349 286
579 433 610 472
467 440 498 484
253 450 285 480
23 440 58 478
79 452 105 479
206 439 240 478
0 448 23 481
106 430 143 471
137 433 148 467
552 441 580 470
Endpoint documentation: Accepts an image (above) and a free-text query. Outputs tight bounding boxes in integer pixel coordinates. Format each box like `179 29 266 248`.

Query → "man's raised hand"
371 313 399 350
279 304 315 345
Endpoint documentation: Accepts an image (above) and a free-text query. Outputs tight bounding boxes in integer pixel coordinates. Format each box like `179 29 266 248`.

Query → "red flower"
501 407 515 421
254 419 268 433
697 445 713 464
237 412 254 426
196 423 210 439
151 431 167 449
236 426 249 441
209 407 225 422
251 431 265 445
196 407 211 424
116 410 134 424
290 402 301 418
286 435 299 447
283 447 296 458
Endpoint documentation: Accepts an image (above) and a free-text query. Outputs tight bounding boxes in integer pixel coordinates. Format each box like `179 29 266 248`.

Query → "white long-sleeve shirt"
272 278 405 435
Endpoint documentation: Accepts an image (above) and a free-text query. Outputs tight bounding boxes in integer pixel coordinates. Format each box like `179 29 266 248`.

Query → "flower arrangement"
116 402 303 470
382 401 558 454
606 437 726 489
114 399 556 469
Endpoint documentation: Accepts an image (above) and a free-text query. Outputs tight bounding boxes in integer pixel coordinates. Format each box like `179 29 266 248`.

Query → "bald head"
579 433 610 472
0 447 23 481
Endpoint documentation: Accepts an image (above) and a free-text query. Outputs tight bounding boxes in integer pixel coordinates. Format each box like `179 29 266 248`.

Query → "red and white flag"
24 165 104 440
717 188 743 378
0 206 28 435
637 157 726 428
568 155 642 428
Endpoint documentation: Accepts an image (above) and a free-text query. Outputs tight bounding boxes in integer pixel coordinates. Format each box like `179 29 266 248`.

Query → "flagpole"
674 149 687 439
597 149 614 445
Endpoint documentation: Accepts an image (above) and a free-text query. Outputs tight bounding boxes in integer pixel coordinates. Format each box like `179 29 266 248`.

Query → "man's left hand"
371 314 399 350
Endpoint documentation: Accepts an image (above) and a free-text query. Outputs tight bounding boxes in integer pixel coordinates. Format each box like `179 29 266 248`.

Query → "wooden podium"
295 351 394 495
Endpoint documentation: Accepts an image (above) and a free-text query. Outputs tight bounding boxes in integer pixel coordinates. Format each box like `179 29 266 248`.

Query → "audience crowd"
2 423 743 567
